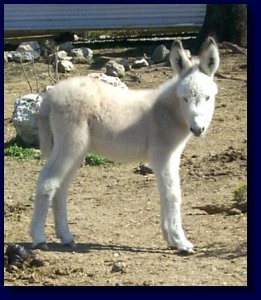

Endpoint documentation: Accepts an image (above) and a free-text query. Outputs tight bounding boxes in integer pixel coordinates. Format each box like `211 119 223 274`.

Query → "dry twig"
20 59 33 93
32 59 40 92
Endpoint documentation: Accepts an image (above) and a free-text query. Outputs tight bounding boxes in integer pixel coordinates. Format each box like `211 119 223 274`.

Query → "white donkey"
30 37 219 253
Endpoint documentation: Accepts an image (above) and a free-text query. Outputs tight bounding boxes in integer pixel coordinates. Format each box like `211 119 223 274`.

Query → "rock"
105 60 125 78
48 50 72 65
58 41 73 53
73 34 80 41
88 73 128 89
8 41 41 63
57 50 72 60
147 58 155 65
151 44 170 63
8 50 40 62
58 60 74 73
132 58 149 69
111 261 127 273
4 51 8 64
17 41 40 54
118 58 131 71
12 88 51 146
71 47 93 64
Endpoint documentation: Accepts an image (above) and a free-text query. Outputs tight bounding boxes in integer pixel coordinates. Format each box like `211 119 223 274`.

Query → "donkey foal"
30 37 220 253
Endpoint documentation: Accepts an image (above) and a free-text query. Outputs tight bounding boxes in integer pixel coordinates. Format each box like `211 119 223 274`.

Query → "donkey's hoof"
176 248 195 255
32 242 49 251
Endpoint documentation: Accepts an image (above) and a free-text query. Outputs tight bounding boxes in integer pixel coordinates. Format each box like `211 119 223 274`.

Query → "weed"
233 183 247 212
85 152 113 166
4 137 39 160
4 143 38 159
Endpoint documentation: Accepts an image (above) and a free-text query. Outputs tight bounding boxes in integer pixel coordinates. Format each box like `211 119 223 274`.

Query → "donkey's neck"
158 77 189 128
153 78 191 148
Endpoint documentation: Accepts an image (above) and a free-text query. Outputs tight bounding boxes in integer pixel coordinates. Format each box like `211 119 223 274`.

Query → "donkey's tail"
37 94 53 158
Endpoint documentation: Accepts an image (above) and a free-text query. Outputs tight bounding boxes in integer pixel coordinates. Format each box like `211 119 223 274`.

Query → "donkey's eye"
206 96 210 101
183 97 188 102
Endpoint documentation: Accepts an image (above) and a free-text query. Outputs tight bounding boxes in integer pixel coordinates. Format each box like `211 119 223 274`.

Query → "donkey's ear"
169 40 192 74
199 37 220 77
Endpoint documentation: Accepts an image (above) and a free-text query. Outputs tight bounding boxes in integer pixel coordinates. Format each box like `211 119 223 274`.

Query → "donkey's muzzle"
190 126 205 137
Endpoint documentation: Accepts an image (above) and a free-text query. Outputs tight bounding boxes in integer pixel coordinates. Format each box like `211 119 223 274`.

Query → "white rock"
73 34 80 41
58 60 74 73
111 262 126 273
12 87 53 146
132 58 149 69
12 94 43 146
105 60 125 78
57 50 72 60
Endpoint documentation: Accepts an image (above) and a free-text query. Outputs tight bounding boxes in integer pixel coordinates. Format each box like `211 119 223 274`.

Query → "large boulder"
12 87 53 146
8 41 41 62
8 50 40 63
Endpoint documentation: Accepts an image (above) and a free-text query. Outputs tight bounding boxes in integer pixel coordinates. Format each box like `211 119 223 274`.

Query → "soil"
4 43 247 286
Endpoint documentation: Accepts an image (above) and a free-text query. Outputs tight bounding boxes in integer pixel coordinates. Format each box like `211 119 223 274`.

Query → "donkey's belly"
88 125 148 162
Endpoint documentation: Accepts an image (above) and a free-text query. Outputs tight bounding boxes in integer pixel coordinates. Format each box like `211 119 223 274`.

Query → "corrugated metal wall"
4 4 206 31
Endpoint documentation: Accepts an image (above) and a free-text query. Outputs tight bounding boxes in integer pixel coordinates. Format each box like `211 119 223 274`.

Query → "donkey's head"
170 37 220 137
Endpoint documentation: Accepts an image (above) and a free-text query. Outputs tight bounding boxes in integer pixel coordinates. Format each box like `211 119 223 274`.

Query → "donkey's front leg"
153 152 194 252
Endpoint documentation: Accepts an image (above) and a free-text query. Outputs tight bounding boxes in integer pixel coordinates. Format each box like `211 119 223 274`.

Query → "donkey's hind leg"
30 124 89 248
52 152 86 246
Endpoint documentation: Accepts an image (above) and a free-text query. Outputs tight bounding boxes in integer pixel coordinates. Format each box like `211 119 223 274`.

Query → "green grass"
4 137 112 166
85 152 113 166
4 142 38 160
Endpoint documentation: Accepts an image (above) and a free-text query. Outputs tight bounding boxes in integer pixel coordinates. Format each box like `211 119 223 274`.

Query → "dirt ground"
4 42 247 286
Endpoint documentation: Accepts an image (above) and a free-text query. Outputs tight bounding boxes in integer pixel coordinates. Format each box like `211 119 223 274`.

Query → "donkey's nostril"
190 126 205 136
